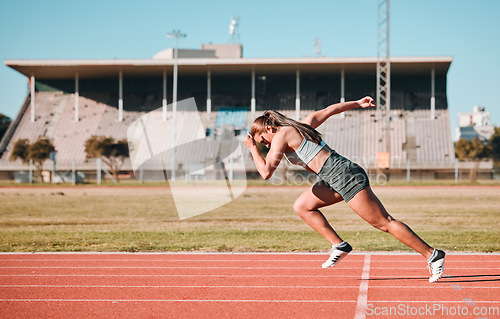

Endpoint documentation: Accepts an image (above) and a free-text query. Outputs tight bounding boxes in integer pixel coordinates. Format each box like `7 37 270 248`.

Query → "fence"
4 157 495 185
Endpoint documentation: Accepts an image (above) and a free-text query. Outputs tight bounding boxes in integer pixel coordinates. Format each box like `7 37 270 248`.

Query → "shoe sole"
322 251 350 269
428 257 445 283
429 275 443 283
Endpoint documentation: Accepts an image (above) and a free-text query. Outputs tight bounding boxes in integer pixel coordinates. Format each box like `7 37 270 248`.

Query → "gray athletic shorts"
315 151 370 202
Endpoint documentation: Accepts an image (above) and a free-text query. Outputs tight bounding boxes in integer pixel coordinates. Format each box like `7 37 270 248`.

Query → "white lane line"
0 260 500 264
1 299 497 304
0 285 361 289
1 252 500 255
0 274 496 280
1 285 497 289
0 266 348 270
0 299 356 303
0 259 337 262
0 265 500 270
1 266 497 270
372 260 500 263
2 259 499 263
360 300 499 304
368 267 500 270
0 260 336 263
354 254 371 319
0 274 363 278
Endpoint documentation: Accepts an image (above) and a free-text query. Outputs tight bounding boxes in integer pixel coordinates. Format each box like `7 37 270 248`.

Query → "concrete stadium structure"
3 46 487 182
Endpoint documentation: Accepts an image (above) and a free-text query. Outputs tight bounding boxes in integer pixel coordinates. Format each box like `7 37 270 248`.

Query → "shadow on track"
362 274 500 283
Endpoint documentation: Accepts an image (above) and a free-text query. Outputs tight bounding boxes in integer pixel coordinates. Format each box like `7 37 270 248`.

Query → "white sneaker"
322 242 352 268
428 250 446 283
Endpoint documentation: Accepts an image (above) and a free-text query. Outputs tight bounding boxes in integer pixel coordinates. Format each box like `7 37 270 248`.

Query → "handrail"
0 94 31 157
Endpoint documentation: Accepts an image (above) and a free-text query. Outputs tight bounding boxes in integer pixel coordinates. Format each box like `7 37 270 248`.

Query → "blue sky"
1 0 499 137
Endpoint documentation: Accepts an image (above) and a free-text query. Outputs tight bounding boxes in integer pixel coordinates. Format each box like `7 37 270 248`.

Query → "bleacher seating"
0 89 455 173
50 94 103 166
414 109 454 164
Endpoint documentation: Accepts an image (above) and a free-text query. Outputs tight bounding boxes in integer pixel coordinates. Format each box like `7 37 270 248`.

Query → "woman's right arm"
302 96 375 129
244 132 287 180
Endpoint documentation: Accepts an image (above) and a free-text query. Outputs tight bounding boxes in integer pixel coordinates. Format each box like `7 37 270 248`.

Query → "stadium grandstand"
2 44 485 182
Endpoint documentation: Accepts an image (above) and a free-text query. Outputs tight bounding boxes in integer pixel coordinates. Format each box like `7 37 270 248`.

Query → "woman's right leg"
347 186 434 259
292 182 344 245
347 186 445 282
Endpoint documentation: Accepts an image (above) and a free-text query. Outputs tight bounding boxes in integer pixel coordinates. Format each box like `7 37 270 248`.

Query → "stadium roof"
5 56 452 79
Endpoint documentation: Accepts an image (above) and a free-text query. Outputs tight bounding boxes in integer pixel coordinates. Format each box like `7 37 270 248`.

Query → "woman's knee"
292 199 303 215
293 199 310 215
371 215 395 232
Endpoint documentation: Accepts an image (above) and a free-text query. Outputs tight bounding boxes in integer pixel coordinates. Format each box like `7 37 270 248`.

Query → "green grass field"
1 184 499 253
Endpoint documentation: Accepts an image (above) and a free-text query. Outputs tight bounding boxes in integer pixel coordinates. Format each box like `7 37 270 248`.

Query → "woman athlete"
244 96 446 283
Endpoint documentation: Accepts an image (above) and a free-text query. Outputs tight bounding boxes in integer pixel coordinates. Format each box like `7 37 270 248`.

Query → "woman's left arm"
302 96 375 128
244 132 287 180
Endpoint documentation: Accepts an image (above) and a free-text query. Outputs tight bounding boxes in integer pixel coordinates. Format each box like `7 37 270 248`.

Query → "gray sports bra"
284 139 327 166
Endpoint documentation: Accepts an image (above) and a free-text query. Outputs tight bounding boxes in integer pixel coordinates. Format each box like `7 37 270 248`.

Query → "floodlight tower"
229 16 241 44
167 29 186 181
377 0 391 168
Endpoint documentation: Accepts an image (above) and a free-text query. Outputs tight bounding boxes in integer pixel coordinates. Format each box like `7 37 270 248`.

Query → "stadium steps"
44 94 71 139
404 113 418 162
0 94 30 158
52 94 108 166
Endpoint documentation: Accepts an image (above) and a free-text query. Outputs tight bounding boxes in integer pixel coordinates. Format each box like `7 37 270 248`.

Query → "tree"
85 135 129 182
9 138 56 183
489 127 500 160
455 138 490 181
0 114 12 141
10 139 29 162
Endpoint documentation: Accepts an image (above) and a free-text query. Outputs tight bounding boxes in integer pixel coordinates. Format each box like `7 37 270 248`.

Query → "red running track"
0 253 499 319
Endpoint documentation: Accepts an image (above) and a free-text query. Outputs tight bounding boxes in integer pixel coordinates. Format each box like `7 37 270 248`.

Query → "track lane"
1 253 499 319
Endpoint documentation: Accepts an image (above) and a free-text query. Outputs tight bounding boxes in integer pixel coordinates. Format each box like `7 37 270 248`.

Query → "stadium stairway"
0 95 30 158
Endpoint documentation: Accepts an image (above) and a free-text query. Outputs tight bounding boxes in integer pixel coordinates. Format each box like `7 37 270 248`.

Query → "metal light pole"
376 0 391 180
167 30 186 181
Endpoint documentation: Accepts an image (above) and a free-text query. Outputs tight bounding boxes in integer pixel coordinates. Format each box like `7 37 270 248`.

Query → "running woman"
244 96 445 283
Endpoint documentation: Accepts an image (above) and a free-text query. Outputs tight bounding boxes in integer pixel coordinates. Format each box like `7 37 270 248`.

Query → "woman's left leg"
347 186 434 259
293 182 353 268
293 182 345 245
